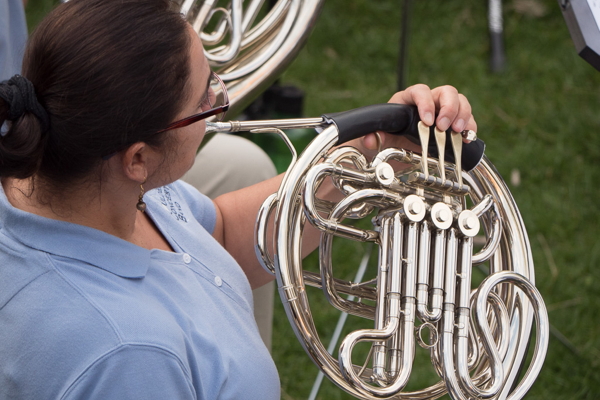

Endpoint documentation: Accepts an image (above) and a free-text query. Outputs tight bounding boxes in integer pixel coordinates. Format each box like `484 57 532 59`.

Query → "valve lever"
434 127 446 182
417 122 430 179
450 131 464 188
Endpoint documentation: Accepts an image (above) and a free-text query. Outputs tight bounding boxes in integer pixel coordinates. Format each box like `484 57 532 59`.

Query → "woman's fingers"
358 84 478 153
389 84 436 126
390 84 476 133
362 132 380 151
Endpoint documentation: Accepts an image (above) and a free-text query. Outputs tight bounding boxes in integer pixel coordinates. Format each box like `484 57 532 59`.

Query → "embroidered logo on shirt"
157 187 188 223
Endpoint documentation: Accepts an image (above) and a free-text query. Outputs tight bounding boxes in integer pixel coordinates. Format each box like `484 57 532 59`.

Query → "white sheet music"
589 0 600 32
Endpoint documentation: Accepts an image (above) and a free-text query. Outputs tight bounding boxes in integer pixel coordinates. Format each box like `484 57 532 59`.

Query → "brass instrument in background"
178 0 324 116
184 2 549 399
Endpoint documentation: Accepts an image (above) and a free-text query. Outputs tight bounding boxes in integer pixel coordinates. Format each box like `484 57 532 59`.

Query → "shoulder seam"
46 253 123 343
60 343 195 400
0 268 52 311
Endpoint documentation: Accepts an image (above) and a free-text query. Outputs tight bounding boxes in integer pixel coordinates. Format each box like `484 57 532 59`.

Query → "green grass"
24 0 600 399
24 0 59 29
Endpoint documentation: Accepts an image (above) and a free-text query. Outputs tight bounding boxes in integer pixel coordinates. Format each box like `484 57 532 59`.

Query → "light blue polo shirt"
0 180 280 400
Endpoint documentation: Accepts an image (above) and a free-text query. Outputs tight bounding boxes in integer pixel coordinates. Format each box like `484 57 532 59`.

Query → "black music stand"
560 0 600 71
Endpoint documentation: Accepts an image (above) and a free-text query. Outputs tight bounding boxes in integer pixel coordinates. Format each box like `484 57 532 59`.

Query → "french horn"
177 0 324 116
205 105 549 400
184 1 549 399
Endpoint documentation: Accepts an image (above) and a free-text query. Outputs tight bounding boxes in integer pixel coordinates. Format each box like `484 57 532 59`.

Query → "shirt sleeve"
61 344 197 400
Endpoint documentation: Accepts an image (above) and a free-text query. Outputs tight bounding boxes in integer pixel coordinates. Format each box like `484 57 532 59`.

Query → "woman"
0 0 476 399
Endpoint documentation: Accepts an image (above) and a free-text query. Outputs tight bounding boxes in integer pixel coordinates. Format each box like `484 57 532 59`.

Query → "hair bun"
0 75 50 132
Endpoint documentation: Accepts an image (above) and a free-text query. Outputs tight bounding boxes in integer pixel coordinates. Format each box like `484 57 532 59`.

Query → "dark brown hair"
0 0 191 186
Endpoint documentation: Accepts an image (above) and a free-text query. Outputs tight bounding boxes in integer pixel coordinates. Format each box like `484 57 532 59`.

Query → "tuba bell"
183 1 549 399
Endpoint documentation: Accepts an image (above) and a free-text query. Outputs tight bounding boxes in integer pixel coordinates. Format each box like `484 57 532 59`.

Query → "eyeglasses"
156 71 229 134
101 72 229 160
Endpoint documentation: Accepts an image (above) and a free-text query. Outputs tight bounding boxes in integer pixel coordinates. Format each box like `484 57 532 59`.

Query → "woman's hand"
360 84 477 153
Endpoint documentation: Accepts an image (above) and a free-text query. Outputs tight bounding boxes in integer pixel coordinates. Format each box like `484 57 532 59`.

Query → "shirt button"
214 276 223 287
182 253 192 264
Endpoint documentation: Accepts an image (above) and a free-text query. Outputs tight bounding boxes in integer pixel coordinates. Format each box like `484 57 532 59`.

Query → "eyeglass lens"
209 73 227 122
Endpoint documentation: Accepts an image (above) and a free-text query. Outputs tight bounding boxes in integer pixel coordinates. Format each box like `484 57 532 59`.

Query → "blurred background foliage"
25 0 600 398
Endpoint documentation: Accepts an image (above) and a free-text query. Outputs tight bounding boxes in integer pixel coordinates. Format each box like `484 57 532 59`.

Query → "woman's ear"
121 142 149 183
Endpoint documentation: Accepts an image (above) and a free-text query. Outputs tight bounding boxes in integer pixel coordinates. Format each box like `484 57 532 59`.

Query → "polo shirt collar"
0 184 151 278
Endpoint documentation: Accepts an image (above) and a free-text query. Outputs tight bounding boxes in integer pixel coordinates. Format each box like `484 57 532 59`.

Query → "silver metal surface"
178 0 325 117
248 115 549 399
206 118 324 134
183 2 548 396
461 129 478 142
